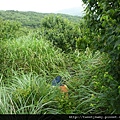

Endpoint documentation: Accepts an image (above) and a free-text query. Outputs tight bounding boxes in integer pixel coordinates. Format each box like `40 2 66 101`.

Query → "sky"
0 0 84 15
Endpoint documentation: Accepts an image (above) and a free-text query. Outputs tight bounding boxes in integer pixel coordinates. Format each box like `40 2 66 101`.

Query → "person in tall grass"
52 76 69 97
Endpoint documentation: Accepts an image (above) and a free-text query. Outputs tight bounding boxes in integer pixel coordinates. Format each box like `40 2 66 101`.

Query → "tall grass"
0 34 119 114
0 35 67 82
0 73 61 114
67 48 119 114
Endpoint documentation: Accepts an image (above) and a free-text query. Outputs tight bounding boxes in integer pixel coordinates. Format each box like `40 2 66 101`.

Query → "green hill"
0 10 81 28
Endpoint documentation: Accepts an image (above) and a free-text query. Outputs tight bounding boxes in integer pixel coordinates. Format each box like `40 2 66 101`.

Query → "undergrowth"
0 34 119 114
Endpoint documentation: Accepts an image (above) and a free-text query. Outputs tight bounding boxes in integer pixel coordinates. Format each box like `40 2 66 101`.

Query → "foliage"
0 34 67 80
82 0 120 113
0 18 22 40
0 73 61 114
41 15 88 52
66 48 119 113
1 36 119 113
0 10 119 114
82 0 120 79
75 18 92 50
0 10 81 28
0 11 89 52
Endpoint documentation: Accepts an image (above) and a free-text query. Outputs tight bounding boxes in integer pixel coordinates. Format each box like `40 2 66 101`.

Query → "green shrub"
75 19 92 50
0 18 23 40
41 15 89 52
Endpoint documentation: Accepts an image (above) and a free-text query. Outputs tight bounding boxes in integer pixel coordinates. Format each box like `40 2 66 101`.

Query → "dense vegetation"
0 10 81 28
82 0 120 112
0 4 120 115
82 0 120 80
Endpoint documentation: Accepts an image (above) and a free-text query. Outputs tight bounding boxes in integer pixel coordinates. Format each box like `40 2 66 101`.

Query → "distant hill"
56 7 84 16
0 10 81 28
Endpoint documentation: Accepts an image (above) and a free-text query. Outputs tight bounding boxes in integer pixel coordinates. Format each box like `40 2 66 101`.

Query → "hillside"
0 10 81 28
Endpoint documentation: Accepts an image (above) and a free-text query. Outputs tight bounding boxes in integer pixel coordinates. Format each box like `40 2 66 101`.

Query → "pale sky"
0 0 84 15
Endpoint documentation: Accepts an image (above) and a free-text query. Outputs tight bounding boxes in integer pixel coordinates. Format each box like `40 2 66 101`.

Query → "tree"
82 0 120 113
82 0 120 79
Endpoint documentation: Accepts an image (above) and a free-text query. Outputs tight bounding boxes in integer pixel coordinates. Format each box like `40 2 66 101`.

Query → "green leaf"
102 21 106 27
114 39 120 49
